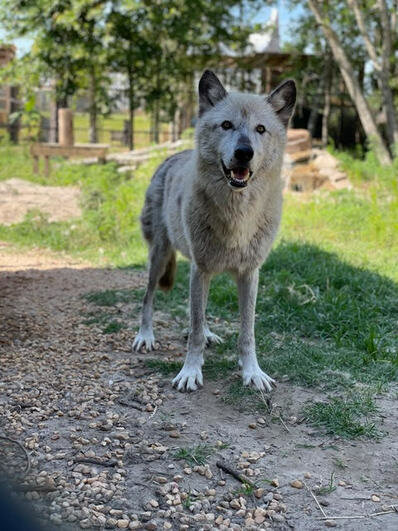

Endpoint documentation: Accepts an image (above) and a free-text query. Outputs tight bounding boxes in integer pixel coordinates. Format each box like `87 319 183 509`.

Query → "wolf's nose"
234 144 254 162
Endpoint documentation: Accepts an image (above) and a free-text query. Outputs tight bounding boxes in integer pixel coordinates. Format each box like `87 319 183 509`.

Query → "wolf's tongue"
232 168 249 180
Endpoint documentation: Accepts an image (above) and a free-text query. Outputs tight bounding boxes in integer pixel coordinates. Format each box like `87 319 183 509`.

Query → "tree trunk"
322 50 332 147
128 68 135 151
307 108 317 138
377 0 398 148
348 0 398 151
89 66 98 144
307 0 392 165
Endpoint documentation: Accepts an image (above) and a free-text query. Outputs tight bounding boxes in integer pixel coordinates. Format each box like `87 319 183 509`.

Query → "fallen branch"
74 457 117 467
216 461 257 488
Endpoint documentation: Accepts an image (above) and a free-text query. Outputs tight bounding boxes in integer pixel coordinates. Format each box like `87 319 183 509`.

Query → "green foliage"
303 393 381 439
173 444 214 466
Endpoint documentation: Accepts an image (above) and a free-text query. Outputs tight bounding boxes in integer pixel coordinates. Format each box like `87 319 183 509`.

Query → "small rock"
218 480 226 486
325 520 337 527
271 478 279 487
248 422 257 429
230 499 240 509
290 480 303 489
254 488 264 498
304 472 311 479
149 499 159 508
117 520 130 529
338 480 346 486
168 431 180 438
371 495 380 502
144 522 157 530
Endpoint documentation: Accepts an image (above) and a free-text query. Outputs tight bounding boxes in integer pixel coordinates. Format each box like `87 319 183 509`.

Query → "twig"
369 506 397 517
304 481 327 518
277 415 291 433
0 435 31 477
73 457 117 467
316 507 397 520
341 496 374 501
216 461 257 488
315 515 366 520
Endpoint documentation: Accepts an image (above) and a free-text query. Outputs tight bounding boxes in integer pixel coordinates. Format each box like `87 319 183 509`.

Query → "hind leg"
182 287 223 346
133 238 173 352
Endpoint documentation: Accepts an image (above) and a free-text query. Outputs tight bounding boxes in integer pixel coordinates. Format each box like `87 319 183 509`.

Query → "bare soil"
0 179 81 225
0 243 397 530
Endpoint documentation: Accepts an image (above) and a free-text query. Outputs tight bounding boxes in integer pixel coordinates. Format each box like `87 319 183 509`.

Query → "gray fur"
133 71 296 392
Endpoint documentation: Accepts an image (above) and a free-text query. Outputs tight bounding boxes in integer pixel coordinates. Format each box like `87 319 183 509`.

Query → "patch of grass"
145 359 183 376
145 355 236 380
103 321 126 334
222 380 270 412
303 392 381 439
82 310 126 334
173 444 214 466
84 289 137 307
314 472 337 495
234 483 256 497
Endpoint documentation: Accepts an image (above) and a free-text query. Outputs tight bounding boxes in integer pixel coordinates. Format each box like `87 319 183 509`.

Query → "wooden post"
58 108 74 146
44 156 50 177
33 156 39 174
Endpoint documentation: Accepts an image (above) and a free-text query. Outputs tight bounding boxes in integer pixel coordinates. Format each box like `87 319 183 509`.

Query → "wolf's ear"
198 70 228 116
267 80 296 127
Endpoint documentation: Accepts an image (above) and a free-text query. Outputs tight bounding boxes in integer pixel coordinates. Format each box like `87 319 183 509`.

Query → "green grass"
173 444 214 466
303 392 381 438
0 144 397 438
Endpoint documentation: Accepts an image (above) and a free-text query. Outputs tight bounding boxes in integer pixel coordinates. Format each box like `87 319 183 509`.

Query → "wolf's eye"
256 124 266 134
221 120 233 130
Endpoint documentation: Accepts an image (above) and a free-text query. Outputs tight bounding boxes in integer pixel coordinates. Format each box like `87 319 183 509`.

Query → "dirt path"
1 243 397 530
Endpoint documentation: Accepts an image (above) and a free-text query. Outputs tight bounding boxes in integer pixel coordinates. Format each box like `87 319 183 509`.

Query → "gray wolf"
133 70 296 392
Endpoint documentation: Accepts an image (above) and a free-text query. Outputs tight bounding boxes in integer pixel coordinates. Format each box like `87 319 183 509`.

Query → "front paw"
132 329 155 352
172 365 203 392
242 363 276 392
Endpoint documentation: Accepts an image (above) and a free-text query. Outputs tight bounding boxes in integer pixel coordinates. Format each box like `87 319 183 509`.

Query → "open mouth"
221 160 253 190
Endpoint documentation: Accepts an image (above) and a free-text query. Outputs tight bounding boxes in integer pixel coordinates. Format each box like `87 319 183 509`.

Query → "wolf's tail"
158 252 176 291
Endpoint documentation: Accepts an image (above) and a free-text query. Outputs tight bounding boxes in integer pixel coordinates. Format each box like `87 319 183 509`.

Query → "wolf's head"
196 70 296 192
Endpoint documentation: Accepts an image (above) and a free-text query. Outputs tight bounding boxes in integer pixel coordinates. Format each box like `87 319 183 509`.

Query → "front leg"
237 269 276 392
172 263 210 391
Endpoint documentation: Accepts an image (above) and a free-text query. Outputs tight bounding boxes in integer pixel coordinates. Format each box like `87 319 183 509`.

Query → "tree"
306 0 394 164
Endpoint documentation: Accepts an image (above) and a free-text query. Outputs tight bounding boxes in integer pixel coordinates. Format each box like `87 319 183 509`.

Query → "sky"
0 1 304 57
